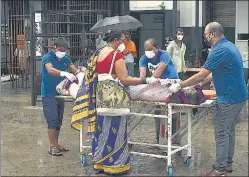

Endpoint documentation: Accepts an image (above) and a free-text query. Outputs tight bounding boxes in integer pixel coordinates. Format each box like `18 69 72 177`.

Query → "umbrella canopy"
90 15 143 33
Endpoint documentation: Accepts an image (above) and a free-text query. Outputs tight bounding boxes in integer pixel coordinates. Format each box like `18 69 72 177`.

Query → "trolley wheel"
167 167 173 176
184 158 191 168
81 154 87 166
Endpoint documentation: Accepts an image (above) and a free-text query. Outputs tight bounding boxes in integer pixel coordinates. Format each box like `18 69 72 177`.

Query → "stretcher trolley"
56 96 215 176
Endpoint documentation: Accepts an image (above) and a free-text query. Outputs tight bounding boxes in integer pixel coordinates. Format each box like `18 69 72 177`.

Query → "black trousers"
178 72 184 80
244 68 249 85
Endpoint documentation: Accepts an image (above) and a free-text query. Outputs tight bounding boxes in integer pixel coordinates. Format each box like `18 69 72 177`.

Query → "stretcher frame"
56 96 215 176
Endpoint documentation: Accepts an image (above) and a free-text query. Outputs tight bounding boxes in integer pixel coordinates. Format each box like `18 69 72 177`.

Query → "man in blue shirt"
41 38 78 156
169 22 248 176
139 38 178 79
139 38 180 145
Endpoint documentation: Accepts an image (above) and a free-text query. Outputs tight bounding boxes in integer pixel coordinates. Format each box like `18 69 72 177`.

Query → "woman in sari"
84 30 159 175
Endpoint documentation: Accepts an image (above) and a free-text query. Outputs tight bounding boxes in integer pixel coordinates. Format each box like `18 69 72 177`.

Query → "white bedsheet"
128 79 180 102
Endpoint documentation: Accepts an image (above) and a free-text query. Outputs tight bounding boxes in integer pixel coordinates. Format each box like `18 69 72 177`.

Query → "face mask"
55 51 66 59
204 37 211 47
177 35 183 41
204 32 214 47
145 51 156 59
117 43 125 52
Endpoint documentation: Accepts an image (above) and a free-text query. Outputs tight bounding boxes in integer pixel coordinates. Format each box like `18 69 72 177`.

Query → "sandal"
59 146 69 152
94 169 104 174
48 147 62 156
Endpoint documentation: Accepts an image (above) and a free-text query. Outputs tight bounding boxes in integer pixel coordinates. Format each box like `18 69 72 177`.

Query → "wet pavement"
1 95 248 176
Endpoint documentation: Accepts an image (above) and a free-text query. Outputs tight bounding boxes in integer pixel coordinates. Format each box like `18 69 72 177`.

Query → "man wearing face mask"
166 28 187 79
139 38 178 79
41 38 78 156
139 38 179 145
168 22 248 176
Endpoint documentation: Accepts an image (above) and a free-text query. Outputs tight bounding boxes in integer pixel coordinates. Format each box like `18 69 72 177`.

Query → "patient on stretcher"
56 70 206 105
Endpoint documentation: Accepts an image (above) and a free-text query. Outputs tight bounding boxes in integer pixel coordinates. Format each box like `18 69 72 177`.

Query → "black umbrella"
90 15 143 33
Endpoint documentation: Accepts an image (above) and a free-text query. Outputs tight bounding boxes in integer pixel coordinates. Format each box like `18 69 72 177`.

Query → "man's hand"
146 77 160 84
179 68 211 89
168 83 181 93
60 71 77 82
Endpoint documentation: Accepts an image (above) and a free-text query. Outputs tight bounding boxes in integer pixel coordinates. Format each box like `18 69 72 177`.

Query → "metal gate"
1 0 30 90
34 1 110 65
29 0 111 105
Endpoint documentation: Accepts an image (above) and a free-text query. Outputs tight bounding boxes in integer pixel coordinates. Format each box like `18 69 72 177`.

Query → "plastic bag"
56 71 85 99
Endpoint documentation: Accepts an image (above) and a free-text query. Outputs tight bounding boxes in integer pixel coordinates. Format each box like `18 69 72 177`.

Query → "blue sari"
71 50 131 175
92 115 130 174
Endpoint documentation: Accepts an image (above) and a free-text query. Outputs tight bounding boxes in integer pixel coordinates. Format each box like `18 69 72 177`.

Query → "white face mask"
145 51 156 59
117 43 126 52
55 51 66 59
177 35 184 41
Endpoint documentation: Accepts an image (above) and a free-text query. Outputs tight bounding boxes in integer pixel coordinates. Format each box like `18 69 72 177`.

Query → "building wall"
130 1 238 67
138 13 164 57
177 1 236 44
212 1 235 27
177 1 203 27
205 1 236 43
203 1 212 25
110 0 130 15
1 1 9 74
175 1 203 64
236 1 248 34
130 1 173 11
176 1 237 65
235 1 248 56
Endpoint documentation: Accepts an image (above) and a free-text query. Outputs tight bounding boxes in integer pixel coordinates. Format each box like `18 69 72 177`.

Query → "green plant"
159 1 166 10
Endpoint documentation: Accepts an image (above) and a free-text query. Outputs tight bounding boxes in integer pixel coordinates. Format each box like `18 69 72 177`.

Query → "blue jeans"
42 96 65 130
214 101 245 172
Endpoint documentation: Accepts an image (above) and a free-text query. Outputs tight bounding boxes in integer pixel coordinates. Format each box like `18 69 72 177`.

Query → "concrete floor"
1 95 248 176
